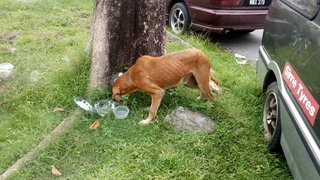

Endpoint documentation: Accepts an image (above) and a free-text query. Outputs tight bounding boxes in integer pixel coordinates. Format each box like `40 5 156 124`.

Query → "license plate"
249 0 265 5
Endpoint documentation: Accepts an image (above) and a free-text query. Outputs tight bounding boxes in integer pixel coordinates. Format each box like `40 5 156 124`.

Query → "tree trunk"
89 0 166 89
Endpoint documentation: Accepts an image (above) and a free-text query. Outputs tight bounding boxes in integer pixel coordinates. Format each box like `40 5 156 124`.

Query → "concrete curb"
166 30 194 49
0 109 82 180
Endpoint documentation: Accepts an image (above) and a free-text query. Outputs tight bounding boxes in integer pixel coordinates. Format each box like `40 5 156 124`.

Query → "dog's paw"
196 96 207 101
139 119 150 125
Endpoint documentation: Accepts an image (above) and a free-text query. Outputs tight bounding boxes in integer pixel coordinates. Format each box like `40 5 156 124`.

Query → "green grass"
0 0 92 174
1 0 292 179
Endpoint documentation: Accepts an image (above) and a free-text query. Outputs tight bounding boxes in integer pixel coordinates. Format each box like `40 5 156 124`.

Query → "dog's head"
112 73 129 101
112 87 121 102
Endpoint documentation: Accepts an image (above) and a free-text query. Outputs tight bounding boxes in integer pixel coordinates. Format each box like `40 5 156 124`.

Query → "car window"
281 0 320 20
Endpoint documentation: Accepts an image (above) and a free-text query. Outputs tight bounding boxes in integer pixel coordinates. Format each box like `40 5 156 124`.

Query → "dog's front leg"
139 89 165 125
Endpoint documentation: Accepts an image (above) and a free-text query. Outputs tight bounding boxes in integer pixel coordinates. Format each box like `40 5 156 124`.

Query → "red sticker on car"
282 62 319 126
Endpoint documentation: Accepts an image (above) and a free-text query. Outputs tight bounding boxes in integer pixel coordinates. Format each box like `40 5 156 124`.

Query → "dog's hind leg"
139 88 165 125
211 75 220 85
193 69 213 102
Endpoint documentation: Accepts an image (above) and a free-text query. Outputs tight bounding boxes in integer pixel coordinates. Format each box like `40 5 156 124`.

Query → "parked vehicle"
166 0 272 34
257 0 320 179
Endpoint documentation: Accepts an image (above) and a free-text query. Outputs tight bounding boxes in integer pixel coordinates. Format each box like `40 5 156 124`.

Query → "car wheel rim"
170 8 185 34
263 92 278 140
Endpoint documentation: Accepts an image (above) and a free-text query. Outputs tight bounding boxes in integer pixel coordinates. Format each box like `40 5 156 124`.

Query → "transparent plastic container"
113 106 129 119
94 100 115 116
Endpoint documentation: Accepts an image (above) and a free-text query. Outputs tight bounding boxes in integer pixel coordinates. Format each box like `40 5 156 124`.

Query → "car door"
263 0 320 144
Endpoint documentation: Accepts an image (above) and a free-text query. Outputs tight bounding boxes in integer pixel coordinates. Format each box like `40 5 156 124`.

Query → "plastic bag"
0 62 14 80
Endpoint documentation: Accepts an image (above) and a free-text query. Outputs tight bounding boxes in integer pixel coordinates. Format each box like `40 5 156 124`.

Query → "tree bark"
89 0 166 89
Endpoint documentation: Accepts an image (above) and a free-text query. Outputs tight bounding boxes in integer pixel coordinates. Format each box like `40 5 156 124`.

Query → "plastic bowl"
94 100 115 116
113 106 129 119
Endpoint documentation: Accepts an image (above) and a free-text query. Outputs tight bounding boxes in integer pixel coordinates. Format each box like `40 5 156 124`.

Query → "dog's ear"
113 87 120 95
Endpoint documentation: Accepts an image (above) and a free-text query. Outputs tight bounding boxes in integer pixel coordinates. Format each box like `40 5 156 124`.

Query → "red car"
166 0 272 34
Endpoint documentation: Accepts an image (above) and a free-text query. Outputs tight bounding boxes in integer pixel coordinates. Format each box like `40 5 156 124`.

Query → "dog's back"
131 49 211 89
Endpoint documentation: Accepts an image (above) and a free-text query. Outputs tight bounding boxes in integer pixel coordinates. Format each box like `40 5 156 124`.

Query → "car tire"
263 82 282 152
169 3 191 34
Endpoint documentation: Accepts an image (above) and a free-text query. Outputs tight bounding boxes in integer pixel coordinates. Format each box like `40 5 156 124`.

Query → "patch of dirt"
0 46 9 52
0 12 7 18
55 33 65 39
79 12 90 18
1 31 18 44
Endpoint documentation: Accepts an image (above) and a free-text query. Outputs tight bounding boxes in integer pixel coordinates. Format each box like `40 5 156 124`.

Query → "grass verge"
0 0 92 174
1 0 292 179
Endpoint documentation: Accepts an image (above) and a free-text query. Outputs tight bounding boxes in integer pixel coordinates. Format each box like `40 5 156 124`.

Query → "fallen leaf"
156 148 163 154
53 107 64 112
250 161 258 166
192 113 196 118
89 120 100 129
51 165 62 176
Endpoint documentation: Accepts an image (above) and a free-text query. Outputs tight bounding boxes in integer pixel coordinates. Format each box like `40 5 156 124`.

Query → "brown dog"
112 49 219 124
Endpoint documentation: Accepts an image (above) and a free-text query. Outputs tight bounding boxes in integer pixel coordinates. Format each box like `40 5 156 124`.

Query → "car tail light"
211 0 242 6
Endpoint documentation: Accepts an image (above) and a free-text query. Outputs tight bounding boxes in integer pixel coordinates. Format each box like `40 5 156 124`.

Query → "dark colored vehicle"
257 0 320 179
166 0 272 34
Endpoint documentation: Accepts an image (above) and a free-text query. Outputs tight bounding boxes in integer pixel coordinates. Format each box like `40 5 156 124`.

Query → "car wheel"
169 3 190 34
263 82 282 152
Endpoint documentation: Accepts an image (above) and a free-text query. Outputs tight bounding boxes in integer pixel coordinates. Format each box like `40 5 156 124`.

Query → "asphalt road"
209 30 264 66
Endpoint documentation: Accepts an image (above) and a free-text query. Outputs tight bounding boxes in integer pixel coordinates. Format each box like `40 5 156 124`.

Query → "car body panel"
188 5 268 32
257 0 320 178
166 0 272 33
258 45 320 179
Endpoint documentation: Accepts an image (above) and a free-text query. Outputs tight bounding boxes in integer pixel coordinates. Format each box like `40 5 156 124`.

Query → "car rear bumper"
257 46 320 178
189 5 268 33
